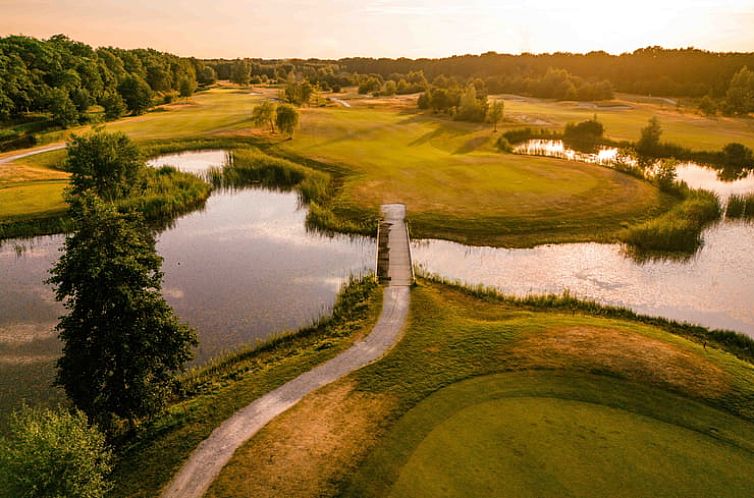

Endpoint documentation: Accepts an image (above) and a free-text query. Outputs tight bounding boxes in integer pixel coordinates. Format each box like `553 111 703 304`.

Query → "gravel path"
0 143 66 165
162 204 412 498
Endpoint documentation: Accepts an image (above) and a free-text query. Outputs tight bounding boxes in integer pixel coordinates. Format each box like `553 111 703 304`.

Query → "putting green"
282 107 674 246
350 373 754 498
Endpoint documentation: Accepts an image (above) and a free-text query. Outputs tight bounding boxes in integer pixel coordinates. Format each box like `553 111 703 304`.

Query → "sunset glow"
2 0 754 58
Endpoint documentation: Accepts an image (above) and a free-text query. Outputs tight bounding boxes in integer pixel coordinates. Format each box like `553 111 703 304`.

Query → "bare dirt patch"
509 326 729 398
206 380 395 498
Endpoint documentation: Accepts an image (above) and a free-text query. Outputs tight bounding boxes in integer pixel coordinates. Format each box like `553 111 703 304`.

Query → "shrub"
563 117 604 146
721 143 754 168
502 127 560 144
496 136 513 152
0 406 112 498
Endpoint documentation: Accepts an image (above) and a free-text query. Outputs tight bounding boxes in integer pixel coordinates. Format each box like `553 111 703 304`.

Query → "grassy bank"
501 93 754 151
211 148 377 235
0 166 211 240
108 276 381 498
207 278 754 498
622 187 722 253
7 89 750 249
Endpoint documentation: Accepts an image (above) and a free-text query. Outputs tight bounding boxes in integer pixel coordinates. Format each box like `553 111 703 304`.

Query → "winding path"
0 143 66 165
162 204 413 498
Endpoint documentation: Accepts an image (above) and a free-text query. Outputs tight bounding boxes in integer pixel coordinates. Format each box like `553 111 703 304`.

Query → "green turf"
338 281 754 497
0 181 68 218
108 278 381 498
280 106 674 246
385 375 754 498
502 94 754 151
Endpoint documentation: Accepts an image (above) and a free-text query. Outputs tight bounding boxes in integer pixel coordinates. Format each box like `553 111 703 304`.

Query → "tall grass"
726 193 754 219
416 272 754 365
117 166 212 224
0 215 73 240
179 274 378 396
622 188 721 253
210 148 377 235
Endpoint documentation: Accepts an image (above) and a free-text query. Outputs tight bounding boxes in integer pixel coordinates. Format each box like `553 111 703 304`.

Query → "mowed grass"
280 107 674 246
385 376 754 498
501 93 754 151
0 181 68 219
0 86 261 231
209 280 754 498
108 278 382 498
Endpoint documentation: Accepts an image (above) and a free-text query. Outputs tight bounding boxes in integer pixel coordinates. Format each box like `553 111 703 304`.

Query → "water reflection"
0 151 374 418
414 220 754 336
514 139 754 199
418 140 754 336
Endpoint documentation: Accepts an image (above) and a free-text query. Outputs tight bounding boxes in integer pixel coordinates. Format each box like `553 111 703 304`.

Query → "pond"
0 150 374 417
412 140 754 337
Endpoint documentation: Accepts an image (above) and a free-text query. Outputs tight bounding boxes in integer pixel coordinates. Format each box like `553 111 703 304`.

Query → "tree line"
0 34 217 128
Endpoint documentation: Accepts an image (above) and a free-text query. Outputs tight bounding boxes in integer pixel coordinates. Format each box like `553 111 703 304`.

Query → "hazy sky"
2 0 754 59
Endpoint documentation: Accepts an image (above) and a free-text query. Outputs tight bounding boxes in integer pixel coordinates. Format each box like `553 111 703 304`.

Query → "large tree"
117 75 153 114
488 100 504 131
230 59 251 86
251 101 277 133
725 66 754 115
275 104 299 137
636 116 663 156
66 130 145 201
48 194 197 426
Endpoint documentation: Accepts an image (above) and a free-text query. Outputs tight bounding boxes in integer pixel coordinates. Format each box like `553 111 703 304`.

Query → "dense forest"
204 47 754 112
0 35 216 130
337 48 754 98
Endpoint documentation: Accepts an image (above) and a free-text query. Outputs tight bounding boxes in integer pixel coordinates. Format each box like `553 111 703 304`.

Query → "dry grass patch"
510 326 729 398
206 380 394 498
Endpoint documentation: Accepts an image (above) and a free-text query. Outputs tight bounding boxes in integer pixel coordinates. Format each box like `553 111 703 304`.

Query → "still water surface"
0 151 374 413
413 140 754 336
2 145 754 417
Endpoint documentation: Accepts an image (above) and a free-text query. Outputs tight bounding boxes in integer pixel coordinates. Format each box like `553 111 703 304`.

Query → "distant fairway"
502 93 754 151
8 87 754 245
281 106 674 246
386 376 754 498
0 86 261 231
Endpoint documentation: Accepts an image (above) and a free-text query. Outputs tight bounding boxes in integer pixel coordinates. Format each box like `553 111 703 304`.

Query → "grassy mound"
280 107 675 246
207 279 754 498
365 374 754 498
